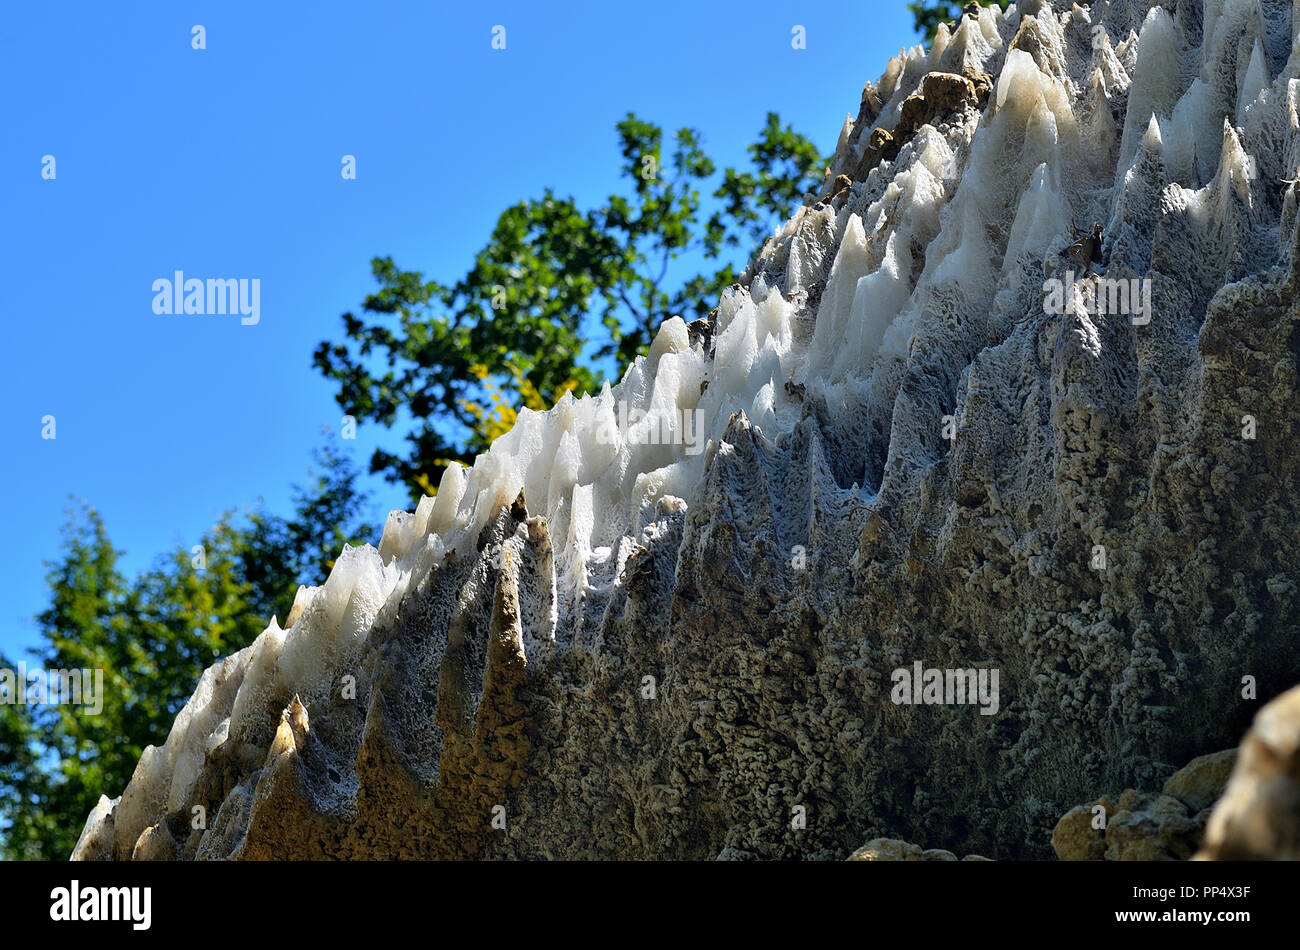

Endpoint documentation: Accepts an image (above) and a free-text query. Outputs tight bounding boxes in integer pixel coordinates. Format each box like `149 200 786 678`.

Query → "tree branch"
616 286 644 324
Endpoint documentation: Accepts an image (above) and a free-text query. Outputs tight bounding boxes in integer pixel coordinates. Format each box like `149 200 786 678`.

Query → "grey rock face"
76 0 1300 860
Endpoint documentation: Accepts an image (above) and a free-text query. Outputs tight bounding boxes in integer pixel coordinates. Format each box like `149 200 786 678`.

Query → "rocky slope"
75 0 1300 860
1049 682 1300 860
1198 683 1300 859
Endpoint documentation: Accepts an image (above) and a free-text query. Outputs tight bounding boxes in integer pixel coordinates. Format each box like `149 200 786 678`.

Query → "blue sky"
1 0 921 658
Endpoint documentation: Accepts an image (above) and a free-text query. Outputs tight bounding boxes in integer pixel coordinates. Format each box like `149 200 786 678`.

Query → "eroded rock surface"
77 0 1300 860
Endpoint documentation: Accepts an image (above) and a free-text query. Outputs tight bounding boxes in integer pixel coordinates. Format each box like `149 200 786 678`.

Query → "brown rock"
848 837 991 861
854 80 882 136
1198 686 1300 860
897 94 930 137
1054 786 1209 861
130 822 177 861
1105 794 1201 861
961 66 993 103
1162 748 1237 813
848 837 923 860
920 72 977 115
852 128 898 180
1051 802 1108 861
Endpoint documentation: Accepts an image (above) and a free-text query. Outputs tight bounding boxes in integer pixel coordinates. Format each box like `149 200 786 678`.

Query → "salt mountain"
75 0 1300 860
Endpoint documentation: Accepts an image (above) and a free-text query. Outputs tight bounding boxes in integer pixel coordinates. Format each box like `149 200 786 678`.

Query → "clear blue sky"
1 0 921 659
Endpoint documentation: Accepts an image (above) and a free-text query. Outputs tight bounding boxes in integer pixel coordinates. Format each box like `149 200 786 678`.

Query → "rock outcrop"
1198 684 1300 859
1051 749 1236 860
1053 685 1300 860
76 0 1300 860
848 837 992 860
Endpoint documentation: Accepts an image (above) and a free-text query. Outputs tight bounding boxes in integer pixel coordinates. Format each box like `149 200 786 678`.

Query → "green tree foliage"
0 690 45 858
909 0 1010 42
0 447 372 859
314 112 828 499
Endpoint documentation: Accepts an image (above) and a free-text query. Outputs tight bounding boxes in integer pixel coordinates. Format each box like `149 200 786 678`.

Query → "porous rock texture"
76 0 1300 860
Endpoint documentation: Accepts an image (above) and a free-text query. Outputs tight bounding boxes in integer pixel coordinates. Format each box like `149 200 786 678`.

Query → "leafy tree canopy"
1 445 371 859
314 112 828 499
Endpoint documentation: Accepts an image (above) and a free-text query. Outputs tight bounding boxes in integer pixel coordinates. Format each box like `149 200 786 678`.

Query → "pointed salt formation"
1165 76 1214 185
877 49 909 107
1286 0 1300 78
1079 66 1120 180
1006 2 1073 91
1113 25 1139 70
930 21 953 65
1004 162 1072 276
1106 114 1166 272
1211 117 1258 216
939 3 1002 76
267 696 309 759
1090 23 1132 97
1200 0 1232 69
811 214 872 367
826 114 858 182
1237 36 1271 125
1117 6 1182 177
79 0 1300 864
